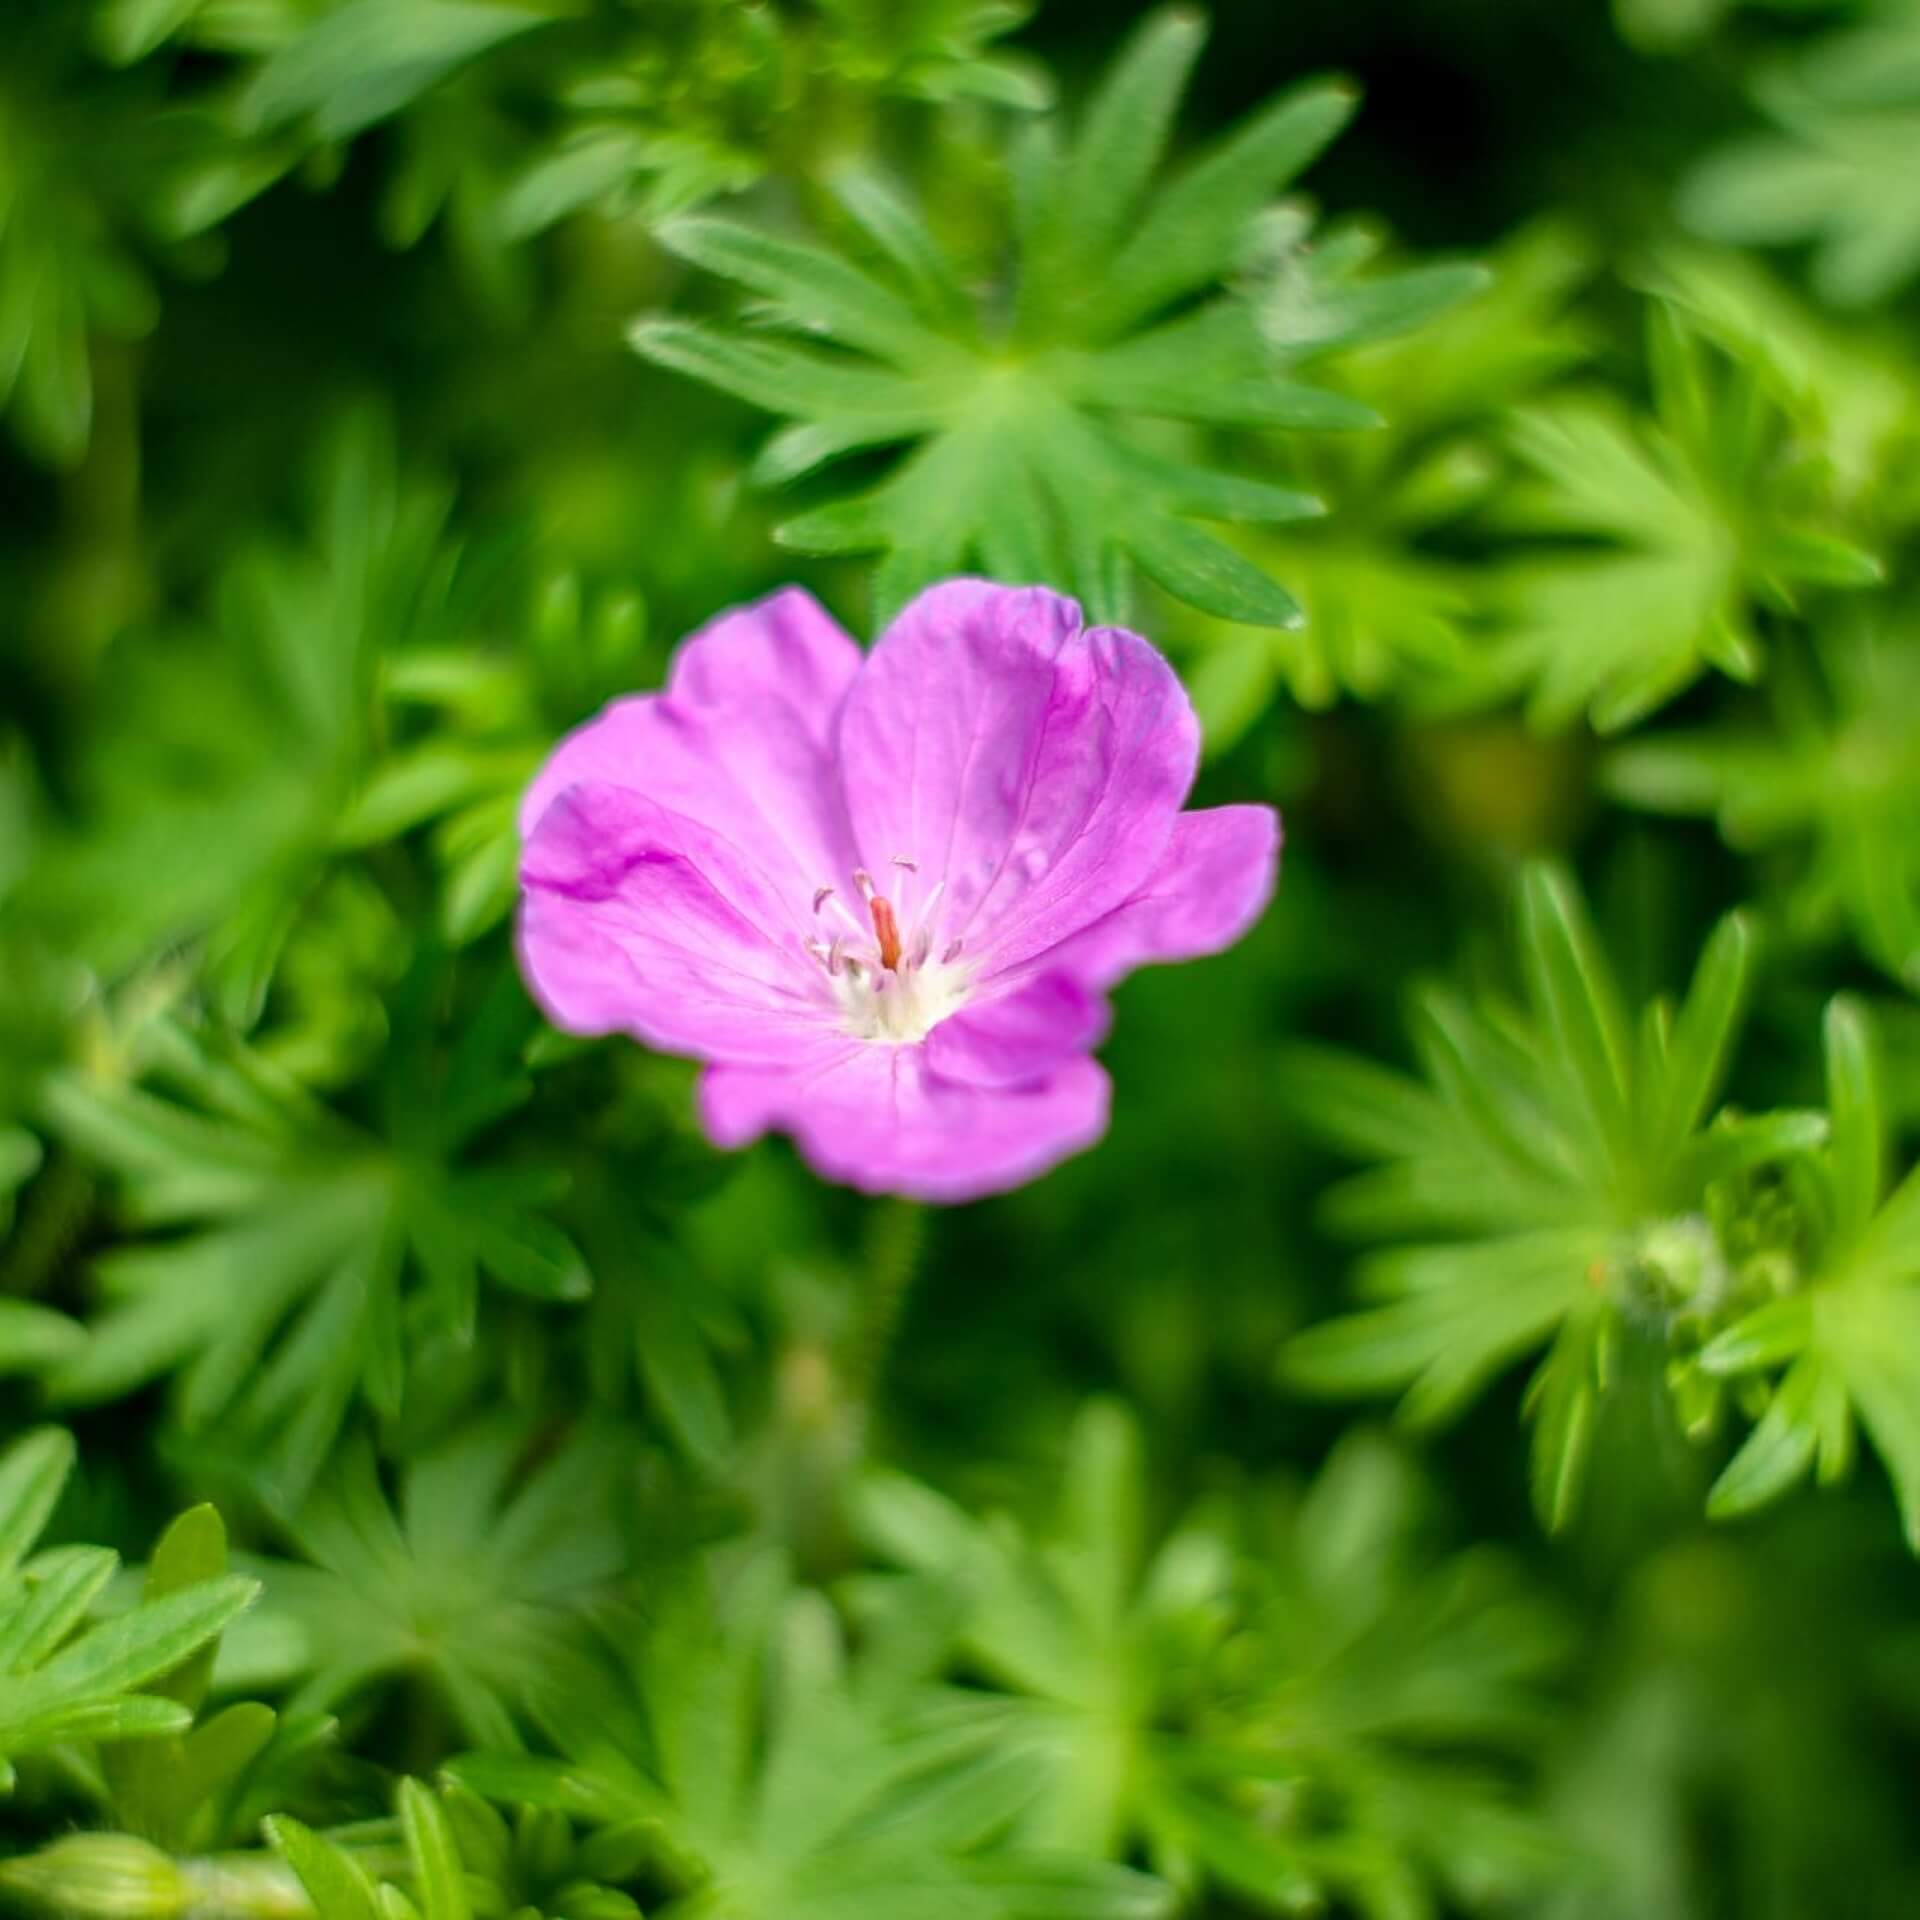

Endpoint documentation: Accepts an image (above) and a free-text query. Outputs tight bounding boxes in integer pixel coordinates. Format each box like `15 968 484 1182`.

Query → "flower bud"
0 1836 189 1920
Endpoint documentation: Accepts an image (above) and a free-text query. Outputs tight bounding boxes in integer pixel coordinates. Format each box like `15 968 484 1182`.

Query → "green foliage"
1174 220 1593 738
1607 618 1920 988
1681 0 1920 305
1642 244 1920 524
270 1776 642 1920
455 1552 1172 1920
1282 866 1825 1530
343 570 648 949
633 10 1485 627
1483 303 1879 732
0 16 167 465
97 1505 282 1852
854 1403 1564 1918
42 993 589 1505
222 1421 631 1748
428 1781 641 1920
91 0 1046 324
0 1429 257 1792
18 408 452 1034
1698 998 1920 1547
496 1 1049 239
1540 1503 1920 1920
0 1131 44 1244
6 0 1920 1914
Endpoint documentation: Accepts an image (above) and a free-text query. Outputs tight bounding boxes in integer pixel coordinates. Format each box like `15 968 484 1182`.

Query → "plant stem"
845 1197 927 1415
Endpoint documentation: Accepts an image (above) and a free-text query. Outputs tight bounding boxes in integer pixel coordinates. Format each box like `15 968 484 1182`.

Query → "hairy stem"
845 1196 927 1412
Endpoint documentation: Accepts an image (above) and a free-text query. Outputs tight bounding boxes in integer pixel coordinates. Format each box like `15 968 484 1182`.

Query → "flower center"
804 857 971 1045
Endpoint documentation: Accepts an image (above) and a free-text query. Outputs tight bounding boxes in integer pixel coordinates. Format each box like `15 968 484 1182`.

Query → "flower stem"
845 1196 927 1413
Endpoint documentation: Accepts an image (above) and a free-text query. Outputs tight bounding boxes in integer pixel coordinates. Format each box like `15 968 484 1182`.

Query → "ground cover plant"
3 0 1920 1915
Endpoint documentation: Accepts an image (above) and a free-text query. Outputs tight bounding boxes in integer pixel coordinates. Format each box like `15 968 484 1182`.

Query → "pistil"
870 895 904 971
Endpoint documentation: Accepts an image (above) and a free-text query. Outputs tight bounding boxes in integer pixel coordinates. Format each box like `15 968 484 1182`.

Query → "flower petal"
519 782 830 1062
698 1045 1111 1203
519 587 863 904
1049 805 1282 990
923 973 1109 1089
836 581 1199 979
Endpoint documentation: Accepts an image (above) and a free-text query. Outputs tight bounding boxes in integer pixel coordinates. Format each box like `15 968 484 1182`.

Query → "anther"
827 934 845 977
942 938 964 964
852 868 876 902
812 886 835 915
891 855 919 873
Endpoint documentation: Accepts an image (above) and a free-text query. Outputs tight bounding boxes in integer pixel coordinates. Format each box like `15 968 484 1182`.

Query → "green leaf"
27 1576 257 1703
0 1550 120 1677
240 0 551 142
221 1421 629 1746
633 17 1465 627
0 1430 75 1578
1823 995 1884 1248
1046 8 1207 292
656 217 959 371
1605 629 1920 993
1519 866 1632 1166
143 1507 229 1705
0 1441 258 1782
47 977 588 1496
1824 1286 1920 1551
399 1778 472 1920
1486 305 1877 731
1680 11 1920 305
266 1816 386 1920
1526 1313 1602 1534
1701 1293 1815 1377
1097 79 1359 336
1651 910 1757 1159
855 1410 1560 1913
1284 868 1816 1533
1125 517 1304 628
0 1301 85 1376
1706 1351 1835 1519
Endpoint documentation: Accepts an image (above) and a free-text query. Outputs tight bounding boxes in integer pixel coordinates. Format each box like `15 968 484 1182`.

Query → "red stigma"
870 895 903 971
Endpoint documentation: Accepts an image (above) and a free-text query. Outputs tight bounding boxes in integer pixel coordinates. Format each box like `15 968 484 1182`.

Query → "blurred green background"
3 1 1920 1917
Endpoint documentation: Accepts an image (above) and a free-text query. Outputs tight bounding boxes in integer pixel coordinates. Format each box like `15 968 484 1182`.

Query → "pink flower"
516 581 1280 1202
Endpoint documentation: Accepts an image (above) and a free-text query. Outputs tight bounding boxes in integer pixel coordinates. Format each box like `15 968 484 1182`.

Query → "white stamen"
805 861 974 1046
814 886 871 944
